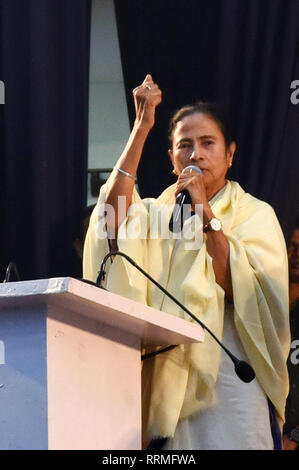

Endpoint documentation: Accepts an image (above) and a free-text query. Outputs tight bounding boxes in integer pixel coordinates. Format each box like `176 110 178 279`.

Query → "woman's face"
169 112 236 194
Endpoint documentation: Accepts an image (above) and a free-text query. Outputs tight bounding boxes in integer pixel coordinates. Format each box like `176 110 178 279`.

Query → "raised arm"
105 74 162 238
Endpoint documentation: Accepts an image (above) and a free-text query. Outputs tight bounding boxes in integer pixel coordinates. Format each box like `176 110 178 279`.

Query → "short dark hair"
169 101 234 149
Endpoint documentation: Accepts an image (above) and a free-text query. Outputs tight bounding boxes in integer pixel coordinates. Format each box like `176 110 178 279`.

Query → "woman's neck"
207 179 227 202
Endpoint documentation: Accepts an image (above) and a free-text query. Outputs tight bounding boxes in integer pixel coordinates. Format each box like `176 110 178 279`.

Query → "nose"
189 146 202 162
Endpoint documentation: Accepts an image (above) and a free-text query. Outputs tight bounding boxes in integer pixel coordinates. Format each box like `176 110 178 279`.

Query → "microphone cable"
97 251 255 383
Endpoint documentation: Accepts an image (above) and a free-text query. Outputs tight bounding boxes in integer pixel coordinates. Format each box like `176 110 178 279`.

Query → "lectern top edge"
0 277 205 345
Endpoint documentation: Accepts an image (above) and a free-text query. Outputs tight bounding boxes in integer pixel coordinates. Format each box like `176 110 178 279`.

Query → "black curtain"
114 0 299 242
0 0 91 281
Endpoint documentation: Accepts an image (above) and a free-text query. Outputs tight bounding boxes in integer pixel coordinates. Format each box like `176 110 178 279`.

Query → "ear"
227 141 236 166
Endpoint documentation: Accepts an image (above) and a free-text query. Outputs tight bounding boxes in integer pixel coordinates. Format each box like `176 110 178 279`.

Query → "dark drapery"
0 0 91 281
114 0 299 242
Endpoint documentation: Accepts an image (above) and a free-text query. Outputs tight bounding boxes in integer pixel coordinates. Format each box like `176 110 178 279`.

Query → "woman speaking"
83 75 290 450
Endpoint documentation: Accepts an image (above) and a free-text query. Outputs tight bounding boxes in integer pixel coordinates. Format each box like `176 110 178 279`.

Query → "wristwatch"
290 428 299 444
203 217 222 232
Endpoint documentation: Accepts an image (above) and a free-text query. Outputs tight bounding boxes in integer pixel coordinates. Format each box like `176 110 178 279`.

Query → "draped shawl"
83 176 290 441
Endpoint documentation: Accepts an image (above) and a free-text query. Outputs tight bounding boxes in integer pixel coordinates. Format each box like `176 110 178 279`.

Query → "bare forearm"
203 206 233 302
105 123 150 234
206 230 233 301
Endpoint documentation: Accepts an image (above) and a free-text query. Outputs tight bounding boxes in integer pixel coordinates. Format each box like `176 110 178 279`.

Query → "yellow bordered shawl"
83 176 290 441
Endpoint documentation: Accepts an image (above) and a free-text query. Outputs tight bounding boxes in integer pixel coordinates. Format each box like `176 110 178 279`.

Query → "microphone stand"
97 251 255 383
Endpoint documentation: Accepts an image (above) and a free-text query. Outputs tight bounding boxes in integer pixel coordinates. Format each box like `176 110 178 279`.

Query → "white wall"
88 0 130 204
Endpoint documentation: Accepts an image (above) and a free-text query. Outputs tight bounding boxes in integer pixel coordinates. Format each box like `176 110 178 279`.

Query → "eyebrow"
176 135 216 144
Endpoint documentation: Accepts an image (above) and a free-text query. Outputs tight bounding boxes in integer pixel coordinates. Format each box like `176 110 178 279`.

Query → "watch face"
210 218 222 231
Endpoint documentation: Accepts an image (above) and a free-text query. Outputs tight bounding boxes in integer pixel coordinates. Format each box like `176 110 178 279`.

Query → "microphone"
97 251 255 383
169 165 202 233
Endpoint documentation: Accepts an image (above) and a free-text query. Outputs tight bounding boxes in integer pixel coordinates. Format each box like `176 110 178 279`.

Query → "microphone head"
234 360 255 383
182 165 202 175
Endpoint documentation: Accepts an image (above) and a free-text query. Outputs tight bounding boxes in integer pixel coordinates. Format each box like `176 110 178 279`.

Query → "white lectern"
0 277 204 450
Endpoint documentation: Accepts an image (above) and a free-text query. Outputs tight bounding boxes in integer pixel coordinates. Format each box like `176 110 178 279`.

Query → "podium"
0 277 204 450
